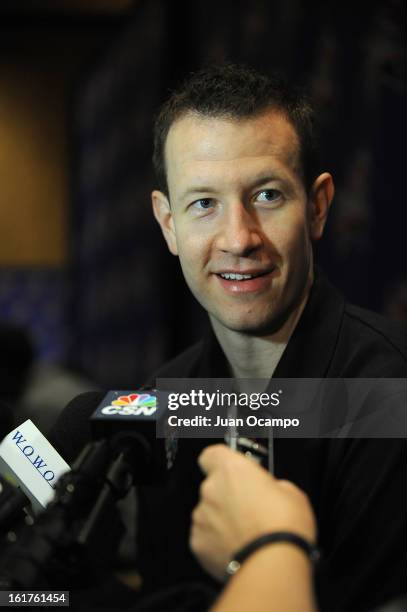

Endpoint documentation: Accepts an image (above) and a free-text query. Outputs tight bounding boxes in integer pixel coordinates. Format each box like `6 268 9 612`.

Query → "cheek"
176 228 208 277
268 212 310 262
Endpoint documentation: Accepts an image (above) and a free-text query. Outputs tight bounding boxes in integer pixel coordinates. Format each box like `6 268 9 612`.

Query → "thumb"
198 444 231 475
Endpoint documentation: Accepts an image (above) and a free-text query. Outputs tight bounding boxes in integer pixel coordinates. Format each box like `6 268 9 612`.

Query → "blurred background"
0 0 406 432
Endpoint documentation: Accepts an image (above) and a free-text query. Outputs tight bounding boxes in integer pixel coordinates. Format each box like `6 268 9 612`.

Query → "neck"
210 282 311 380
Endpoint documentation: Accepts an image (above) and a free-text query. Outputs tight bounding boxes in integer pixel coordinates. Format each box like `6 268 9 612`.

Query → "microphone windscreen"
90 391 169 483
48 391 105 464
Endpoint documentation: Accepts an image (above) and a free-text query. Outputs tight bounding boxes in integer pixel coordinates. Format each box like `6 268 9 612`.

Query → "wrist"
245 540 315 572
226 531 320 580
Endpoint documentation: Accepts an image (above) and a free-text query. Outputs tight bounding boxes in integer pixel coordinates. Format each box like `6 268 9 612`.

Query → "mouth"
217 271 269 281
214 268 276 294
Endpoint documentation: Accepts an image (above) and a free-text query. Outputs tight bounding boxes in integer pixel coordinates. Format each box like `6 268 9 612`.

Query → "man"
151 65 332 374
139 64 407 612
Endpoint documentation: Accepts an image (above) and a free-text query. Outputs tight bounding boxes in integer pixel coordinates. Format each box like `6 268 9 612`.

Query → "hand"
190 444 316 582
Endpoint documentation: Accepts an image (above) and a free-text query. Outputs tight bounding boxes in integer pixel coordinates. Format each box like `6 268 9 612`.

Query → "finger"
278 478 303 493
198 443 230 475
191 502 203 528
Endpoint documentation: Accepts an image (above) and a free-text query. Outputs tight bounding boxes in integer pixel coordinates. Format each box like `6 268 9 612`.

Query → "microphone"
89 390 169 483
48 391 105 464
0 438 129 590
0 419 70 513
49 389 171 484
0 475 31 532
0 389 170 589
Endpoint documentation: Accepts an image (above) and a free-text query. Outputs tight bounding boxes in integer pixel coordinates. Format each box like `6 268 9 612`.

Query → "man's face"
153 110 333 336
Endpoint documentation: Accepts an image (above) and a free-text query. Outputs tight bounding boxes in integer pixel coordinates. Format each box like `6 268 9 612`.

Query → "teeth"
220 273 254 280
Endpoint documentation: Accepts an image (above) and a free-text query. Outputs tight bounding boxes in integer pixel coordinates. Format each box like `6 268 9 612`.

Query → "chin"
215 297 301 336
217 313 285 336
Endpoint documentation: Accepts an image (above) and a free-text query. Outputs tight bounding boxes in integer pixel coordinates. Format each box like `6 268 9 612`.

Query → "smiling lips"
215 268 275 293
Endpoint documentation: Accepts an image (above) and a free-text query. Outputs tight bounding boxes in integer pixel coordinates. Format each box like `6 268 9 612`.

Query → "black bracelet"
226 531 321 577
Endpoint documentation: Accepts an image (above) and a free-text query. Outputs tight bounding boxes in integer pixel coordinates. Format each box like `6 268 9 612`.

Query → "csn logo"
101 393 157 416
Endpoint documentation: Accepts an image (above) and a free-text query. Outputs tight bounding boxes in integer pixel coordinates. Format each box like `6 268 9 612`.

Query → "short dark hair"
152 64 320 196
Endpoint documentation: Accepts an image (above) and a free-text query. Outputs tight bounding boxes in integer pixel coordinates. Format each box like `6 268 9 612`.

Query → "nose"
216 202 262 257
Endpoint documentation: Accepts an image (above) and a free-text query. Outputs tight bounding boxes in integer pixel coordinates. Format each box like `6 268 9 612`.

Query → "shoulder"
332 302 407 376
344 303 407 357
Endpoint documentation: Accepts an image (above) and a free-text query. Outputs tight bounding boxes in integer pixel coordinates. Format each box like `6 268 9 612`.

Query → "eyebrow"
179 172 285 201
249 172 285 189
179 186 217 200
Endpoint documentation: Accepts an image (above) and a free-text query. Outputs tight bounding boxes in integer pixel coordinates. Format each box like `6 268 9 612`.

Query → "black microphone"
48 391 105 464
0 402 29 532
49 390 171 484
89 390 169 483
0 389 170 589
0 475 31 533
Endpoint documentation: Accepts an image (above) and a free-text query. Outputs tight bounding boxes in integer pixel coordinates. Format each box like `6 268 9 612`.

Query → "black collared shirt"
138 273 407 612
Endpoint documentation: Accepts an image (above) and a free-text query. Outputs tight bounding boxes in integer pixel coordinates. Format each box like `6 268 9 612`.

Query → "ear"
151 190 178 255
308 172 335 241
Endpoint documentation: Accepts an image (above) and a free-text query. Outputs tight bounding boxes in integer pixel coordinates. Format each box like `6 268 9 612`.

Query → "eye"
255 189 282 205
191 198 215 212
